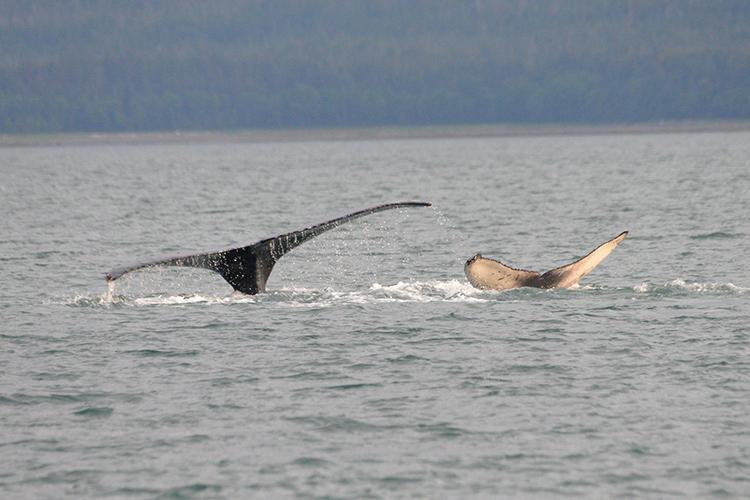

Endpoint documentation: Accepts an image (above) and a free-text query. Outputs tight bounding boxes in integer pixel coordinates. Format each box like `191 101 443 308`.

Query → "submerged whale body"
465 231 628 291
106 202 431 294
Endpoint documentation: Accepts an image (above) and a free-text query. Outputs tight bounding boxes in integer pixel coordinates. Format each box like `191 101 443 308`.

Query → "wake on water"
71 280 486 308
632 279 748 295
67 278 747 308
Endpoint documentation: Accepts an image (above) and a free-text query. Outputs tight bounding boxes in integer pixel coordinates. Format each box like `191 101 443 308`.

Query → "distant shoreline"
2 121 749 148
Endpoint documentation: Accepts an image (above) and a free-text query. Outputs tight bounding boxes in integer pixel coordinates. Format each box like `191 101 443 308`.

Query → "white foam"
132 294 256 306
65 291 257 307
369 280 489 303
265 280 491 306
567 283 598 291
75 277 733 309
634 279 747 294
65 280 493 308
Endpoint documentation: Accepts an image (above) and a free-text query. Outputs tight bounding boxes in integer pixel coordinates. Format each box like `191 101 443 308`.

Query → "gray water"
1 129 749 498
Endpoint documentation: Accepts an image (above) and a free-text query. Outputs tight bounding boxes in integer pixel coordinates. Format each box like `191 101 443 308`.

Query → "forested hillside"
2 0 749 133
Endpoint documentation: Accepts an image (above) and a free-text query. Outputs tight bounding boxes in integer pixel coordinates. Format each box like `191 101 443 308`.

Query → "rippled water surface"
1 130 749 498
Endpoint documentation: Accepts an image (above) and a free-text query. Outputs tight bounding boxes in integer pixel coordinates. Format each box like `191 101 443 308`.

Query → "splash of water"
65 276 747 309
633 279 747 295
105 280 116 303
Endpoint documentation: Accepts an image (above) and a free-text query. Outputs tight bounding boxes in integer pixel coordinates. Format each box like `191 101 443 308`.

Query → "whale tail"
106 201 431 294
464 231 628 291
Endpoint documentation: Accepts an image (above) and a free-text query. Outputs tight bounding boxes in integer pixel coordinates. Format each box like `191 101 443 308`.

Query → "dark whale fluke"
106 201 431 294
465 231 628 291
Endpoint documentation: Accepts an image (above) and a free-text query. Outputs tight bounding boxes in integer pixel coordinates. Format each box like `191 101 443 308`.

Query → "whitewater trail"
65 278 747 308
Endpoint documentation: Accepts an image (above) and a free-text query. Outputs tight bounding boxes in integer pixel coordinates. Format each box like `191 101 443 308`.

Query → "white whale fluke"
464 231 628 290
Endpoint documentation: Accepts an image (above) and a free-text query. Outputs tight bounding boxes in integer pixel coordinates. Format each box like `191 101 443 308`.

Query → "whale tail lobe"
536 231 628 288
464 254 540 290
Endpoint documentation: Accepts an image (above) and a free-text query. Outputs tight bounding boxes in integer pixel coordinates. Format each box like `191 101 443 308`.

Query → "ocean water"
1 129 749 498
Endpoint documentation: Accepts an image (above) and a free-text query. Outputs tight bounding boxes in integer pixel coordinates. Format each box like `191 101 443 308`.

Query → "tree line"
1 0 749 133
